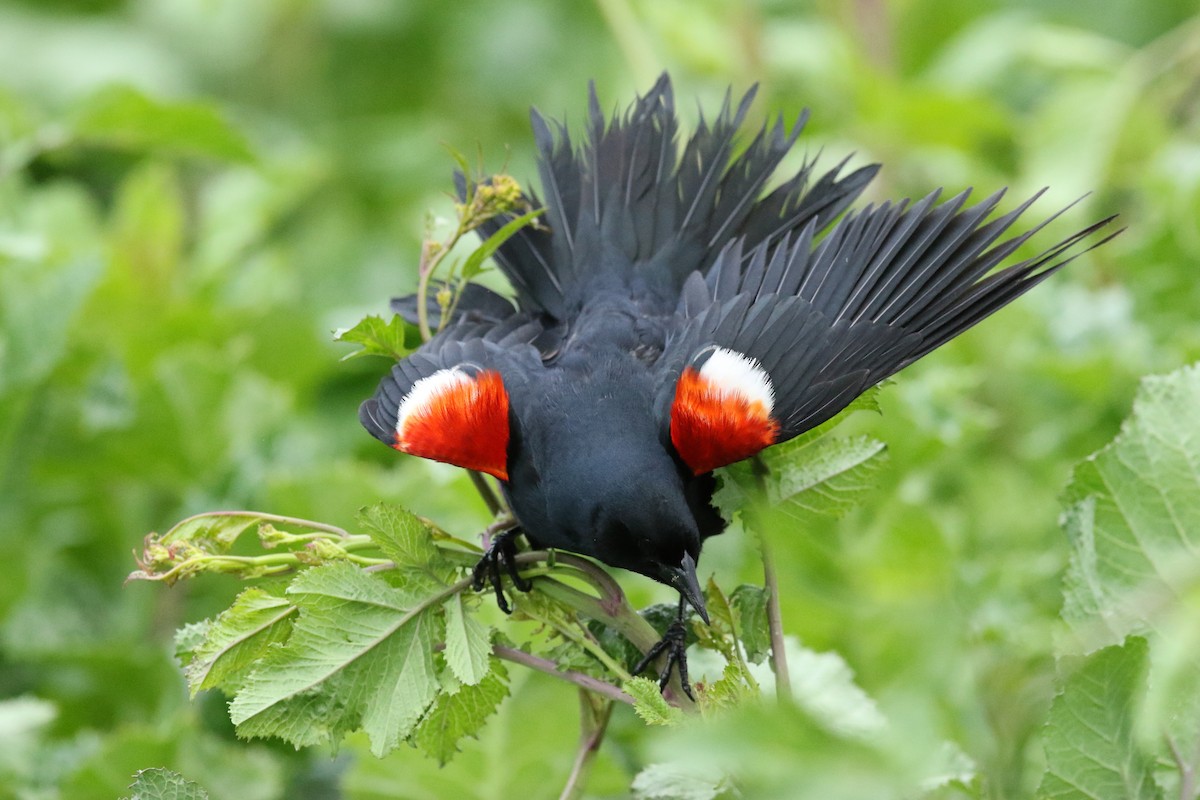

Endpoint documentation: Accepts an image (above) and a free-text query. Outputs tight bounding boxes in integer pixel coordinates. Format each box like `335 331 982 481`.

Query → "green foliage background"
1 0 1198 798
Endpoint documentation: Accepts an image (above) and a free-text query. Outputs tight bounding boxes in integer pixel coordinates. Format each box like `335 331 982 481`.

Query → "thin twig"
1166 732 1198 800
415 237 441 342
170 510 352 539
493 645 634 706
758 531 792 700
559 692 614 800
531 570 697 711
750 458 792 700
468 470 505 516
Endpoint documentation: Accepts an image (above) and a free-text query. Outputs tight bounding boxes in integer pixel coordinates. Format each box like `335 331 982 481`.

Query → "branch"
758 530 792 700
559 692 614 800
1166 732 1198 800
750 457 792 700
171 509 352 539
468 470 505 517
493 645 633 706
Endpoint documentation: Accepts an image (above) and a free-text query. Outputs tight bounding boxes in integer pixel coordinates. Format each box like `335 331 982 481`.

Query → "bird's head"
576 484 709 624
503 365 711 622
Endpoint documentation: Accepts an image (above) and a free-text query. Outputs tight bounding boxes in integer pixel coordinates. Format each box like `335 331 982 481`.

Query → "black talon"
471 528 531 614
633 597 696 700
505 544 533 592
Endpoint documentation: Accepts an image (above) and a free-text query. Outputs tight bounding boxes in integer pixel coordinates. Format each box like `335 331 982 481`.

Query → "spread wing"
658 188 1118 474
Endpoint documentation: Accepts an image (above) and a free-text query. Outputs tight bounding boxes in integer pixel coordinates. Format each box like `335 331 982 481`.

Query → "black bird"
360 75 1115 696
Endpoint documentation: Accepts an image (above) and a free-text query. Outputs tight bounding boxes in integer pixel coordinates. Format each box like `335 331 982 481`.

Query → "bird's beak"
670 552 709 624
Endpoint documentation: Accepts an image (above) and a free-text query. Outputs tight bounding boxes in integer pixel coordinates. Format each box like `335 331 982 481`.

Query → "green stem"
524 595 635 684
170 510 353 539
415 237 444 343
1165 732 1197 800
150 549 390 583
559 693 614 800
265 531 373 547
415 214 472 343
439 277 467 335
758 531 791 700
532 575 660 655
341 536 381 551
750 458 792 701
711 582 760 694
202 553 302 566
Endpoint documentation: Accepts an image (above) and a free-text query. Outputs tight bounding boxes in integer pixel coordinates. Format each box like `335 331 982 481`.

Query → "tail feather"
676 86 762 235
741 156 880 250
479 74 876 321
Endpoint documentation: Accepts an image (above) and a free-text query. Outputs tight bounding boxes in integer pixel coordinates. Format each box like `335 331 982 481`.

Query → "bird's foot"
470 528 532 614
633 615 694 701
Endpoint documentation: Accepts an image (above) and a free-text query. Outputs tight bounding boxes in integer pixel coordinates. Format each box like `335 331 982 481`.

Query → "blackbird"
360 75 1116 697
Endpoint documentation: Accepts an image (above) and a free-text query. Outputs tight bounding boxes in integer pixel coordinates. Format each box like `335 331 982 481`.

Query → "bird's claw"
633 617 694 700
470 528 531 614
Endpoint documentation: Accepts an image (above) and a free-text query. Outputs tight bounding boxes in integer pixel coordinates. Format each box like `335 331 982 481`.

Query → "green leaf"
1061 363 1200 649
786 639 886 740
121 768 210 800
1055 365 1200 787
773 383 886 453
714 436 888 520
1138 586 1200 769
73 85 253 162
632 762 730 800
691 580 762 707
442 143 473 183
624 677 684 726
731 585 770 664
129 513 285 584
228 562 445 756
0 255 103 395
413 666 509 765
184 589 297 696
710 462 754 518
459 208 544 279
356 503 452 585
156 513 263 554
443 595 493 686
700 662 757 714
335 314 421 361
695 578 741 666
713 385 887 520
1036 637 1162 800
767 435 889 518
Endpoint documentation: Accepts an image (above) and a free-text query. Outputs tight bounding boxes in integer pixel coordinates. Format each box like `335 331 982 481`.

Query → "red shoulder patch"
670 349 779 475
393 368 510 481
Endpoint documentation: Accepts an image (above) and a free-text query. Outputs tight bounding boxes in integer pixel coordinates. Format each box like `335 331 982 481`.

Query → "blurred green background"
1 0 1198 798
